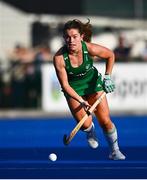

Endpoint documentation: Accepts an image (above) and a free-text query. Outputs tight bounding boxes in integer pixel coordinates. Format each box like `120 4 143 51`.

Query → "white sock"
83 122 94 132
104 124 119 152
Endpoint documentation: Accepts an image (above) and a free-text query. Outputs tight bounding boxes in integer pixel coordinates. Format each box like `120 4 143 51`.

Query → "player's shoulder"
83 41 97 53
54 44 68 56
53 46 65 66
85 41 97 48
54 46 64 56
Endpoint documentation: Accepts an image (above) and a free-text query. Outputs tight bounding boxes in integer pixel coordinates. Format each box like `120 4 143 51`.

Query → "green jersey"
63 41 103 96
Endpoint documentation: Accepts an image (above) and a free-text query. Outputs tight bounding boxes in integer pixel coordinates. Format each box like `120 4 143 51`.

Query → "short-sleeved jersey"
63 41 103 96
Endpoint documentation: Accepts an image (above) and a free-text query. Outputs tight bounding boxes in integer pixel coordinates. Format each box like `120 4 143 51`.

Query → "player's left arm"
86 42 115 93
86 42 115 75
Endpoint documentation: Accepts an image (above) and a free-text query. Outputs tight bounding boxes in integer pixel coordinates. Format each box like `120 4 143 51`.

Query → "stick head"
63 134 69 145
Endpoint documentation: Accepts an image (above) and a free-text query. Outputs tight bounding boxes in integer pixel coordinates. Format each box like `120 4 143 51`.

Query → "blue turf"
0 115 146 178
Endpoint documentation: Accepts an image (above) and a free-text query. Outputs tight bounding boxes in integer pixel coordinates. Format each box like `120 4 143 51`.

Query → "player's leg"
66 97 98 148
87 91 126 160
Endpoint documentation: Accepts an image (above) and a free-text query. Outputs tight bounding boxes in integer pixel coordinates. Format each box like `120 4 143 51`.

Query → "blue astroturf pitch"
0 115 147 178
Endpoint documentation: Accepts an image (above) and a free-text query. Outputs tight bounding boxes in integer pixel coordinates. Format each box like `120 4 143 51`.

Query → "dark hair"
63 19 92 42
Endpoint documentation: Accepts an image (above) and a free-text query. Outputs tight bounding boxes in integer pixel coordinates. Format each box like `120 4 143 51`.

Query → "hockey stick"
63 92 106 145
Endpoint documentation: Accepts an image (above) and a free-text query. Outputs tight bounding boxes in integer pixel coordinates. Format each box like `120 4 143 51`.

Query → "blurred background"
0 2 147 174
0 0 147 116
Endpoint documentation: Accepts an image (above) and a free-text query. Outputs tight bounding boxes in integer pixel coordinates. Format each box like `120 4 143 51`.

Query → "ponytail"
82 18 92 42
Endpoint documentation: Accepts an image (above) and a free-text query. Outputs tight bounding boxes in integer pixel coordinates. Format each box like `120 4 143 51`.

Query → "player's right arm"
53 50 85 104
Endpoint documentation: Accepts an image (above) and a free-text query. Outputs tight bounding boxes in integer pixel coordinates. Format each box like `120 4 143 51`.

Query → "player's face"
64 28 83 52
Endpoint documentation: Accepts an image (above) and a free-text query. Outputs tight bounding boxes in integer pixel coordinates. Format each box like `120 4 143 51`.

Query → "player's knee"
80 119 92 131
99 118 113 131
